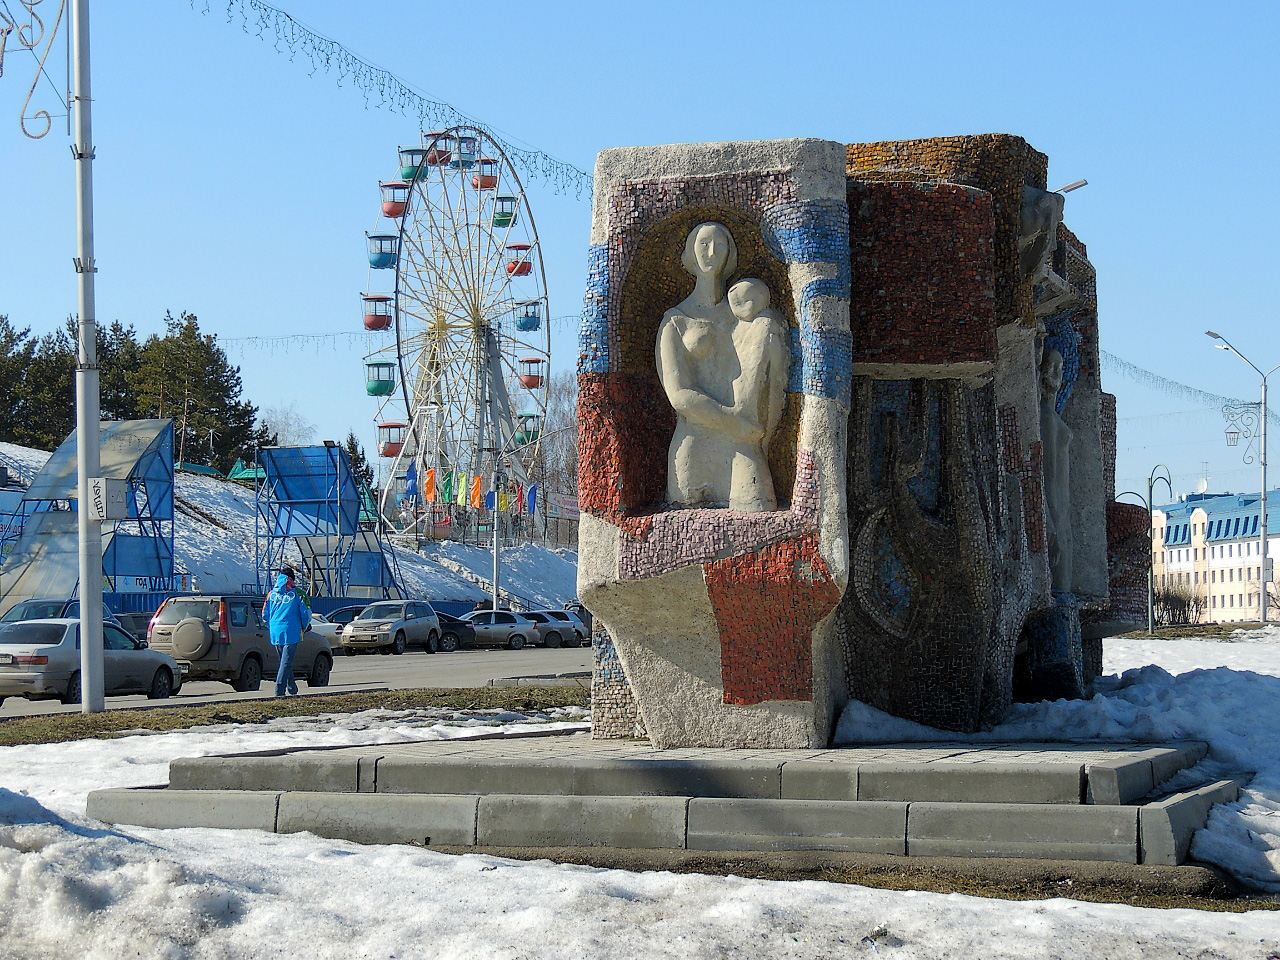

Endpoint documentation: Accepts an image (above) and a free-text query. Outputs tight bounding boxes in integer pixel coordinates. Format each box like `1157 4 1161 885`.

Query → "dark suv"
146 594 332 692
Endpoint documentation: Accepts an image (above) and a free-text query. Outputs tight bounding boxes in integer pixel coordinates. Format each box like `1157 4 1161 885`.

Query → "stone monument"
581 134 1141 747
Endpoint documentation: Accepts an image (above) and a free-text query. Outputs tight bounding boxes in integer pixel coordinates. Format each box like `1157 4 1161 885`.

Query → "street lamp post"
1205 330 1278 624
1121 464 1173 634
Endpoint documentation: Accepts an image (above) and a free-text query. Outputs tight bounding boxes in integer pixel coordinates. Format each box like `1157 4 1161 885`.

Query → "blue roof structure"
1156 489 1280 546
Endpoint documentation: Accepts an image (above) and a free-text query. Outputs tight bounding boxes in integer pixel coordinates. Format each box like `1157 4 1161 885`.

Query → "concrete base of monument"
88 732 1242 868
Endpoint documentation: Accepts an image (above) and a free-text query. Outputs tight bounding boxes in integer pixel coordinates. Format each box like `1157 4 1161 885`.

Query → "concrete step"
161 736 1210 806
88 779 1242 866
85 734 1242 866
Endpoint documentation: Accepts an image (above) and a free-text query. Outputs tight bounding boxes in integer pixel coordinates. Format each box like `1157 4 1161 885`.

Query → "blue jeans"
275 642 299 696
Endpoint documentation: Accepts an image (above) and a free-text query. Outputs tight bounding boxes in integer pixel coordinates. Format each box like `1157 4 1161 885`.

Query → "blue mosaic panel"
790 320 852 407
873 525 913 620
1042 309 1080 414
868 381 941 511
761 199 851 282
580 243 610 374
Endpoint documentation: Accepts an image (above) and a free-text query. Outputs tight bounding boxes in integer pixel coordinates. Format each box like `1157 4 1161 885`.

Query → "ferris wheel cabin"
377 422 407 458
367 234 399 269
450 136 478 169
493 195 518 228
514 412 542 445
366 361 397 396
515 301 541 332
399 145 430 180
380 181 410 218
518 356 546 389
472 159 499 190
361 294 393 331
506 244 533 276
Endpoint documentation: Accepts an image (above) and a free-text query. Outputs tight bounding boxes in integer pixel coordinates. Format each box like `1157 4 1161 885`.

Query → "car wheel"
309 654 332 687
62 671 82 705
565 633 582 648
507 633 525 651
148 668 174 700
344 646 357 657
440 631 459 653
544 630 562 649
426 631 439 654
231 656 262 693
391 631 407 655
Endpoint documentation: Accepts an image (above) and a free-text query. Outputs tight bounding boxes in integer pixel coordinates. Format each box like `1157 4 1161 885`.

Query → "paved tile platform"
87 732 1243 866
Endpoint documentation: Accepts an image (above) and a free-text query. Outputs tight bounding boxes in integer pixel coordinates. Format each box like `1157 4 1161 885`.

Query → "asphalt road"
0 644 594 718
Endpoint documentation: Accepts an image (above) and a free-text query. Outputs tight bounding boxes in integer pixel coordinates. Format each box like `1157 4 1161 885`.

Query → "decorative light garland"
189 0 592 198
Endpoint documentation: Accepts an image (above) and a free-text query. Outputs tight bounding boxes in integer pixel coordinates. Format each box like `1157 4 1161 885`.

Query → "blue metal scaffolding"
255 445 402 600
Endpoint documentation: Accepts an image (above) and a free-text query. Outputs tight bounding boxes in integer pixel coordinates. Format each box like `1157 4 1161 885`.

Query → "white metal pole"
1147 474 1155 635
1261 378 1269 624
491 470 500 611
71 0 103 712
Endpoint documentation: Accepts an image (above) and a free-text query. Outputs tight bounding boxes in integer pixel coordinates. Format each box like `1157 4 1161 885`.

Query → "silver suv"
147 594 333 692
340 600 440 655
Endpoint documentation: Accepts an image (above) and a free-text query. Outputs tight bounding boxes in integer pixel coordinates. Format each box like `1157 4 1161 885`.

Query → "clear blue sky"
1 0 1277 504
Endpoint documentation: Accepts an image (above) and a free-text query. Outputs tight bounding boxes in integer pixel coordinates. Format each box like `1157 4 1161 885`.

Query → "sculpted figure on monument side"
1039 347 1074 592
656 222 789 512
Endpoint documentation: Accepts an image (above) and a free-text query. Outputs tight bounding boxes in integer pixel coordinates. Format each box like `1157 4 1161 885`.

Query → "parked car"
324 604 368 628
1 598 123 630
340 600 440 655
435 612 475 652
522 610 587 648
308 612 343 647
0 618 184 706
461 609 536 650
113 612 156 643
146 594 332 692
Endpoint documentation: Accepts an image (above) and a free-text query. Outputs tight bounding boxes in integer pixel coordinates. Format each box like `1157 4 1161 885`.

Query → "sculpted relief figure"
656 223 789 512
1039 347 1073 591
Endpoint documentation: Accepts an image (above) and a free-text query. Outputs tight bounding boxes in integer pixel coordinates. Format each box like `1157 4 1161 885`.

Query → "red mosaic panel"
578 372 673 523
704 533 841 706
848 181 998 367
998 404 1046 554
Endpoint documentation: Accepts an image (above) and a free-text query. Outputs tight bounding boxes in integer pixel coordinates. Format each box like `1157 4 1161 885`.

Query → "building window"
1195 572 1200 585
1213 596 1218 608
1212 571 1217 583
1230 595 1235 607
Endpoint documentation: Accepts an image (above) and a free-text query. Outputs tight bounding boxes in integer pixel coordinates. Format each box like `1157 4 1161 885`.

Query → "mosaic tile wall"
582 134 1114 741
846 135 1049 331
848 181 997 367
839 376 1025 731
580 151 851 741
590 628 645 739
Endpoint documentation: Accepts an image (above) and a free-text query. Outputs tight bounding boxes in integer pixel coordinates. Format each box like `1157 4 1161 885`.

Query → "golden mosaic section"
846 134 1048 331
617 205 800 502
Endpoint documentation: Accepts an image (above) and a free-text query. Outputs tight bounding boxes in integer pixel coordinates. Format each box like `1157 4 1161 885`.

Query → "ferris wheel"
361 126 550 538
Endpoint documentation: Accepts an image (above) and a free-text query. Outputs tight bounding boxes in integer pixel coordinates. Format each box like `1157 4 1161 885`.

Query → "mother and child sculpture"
656 221 790 514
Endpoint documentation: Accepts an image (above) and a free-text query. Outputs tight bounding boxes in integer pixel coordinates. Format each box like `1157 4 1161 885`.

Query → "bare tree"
523 371 578 545
260 403 316 447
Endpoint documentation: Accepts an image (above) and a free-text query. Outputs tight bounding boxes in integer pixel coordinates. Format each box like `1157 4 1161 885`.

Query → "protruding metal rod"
71 0 103 712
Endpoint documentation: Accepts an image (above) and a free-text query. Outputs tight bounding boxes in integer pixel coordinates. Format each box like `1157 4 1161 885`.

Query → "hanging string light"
189 0 591 198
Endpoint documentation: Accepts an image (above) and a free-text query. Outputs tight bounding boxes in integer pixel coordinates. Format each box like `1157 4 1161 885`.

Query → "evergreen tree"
0 316 37 443
131 312 269 472
343 430 375 490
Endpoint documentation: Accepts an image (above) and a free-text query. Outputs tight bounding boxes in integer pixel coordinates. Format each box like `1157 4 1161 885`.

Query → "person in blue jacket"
262 568 307 697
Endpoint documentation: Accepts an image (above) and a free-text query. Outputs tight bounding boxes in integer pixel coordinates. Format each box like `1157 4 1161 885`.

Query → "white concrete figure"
656 224 789 511
1040 347 1073 591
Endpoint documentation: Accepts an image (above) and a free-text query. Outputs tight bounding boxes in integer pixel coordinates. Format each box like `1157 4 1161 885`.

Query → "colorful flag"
527 483 538 515
498 490 509 512
456 472 468 507
423 467 435 503
439 470 453 504
516 482 524 515
470 474 484 508
484 490 496 511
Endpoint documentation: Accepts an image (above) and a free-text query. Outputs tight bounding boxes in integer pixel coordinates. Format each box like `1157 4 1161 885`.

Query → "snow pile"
1 656 1279 958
